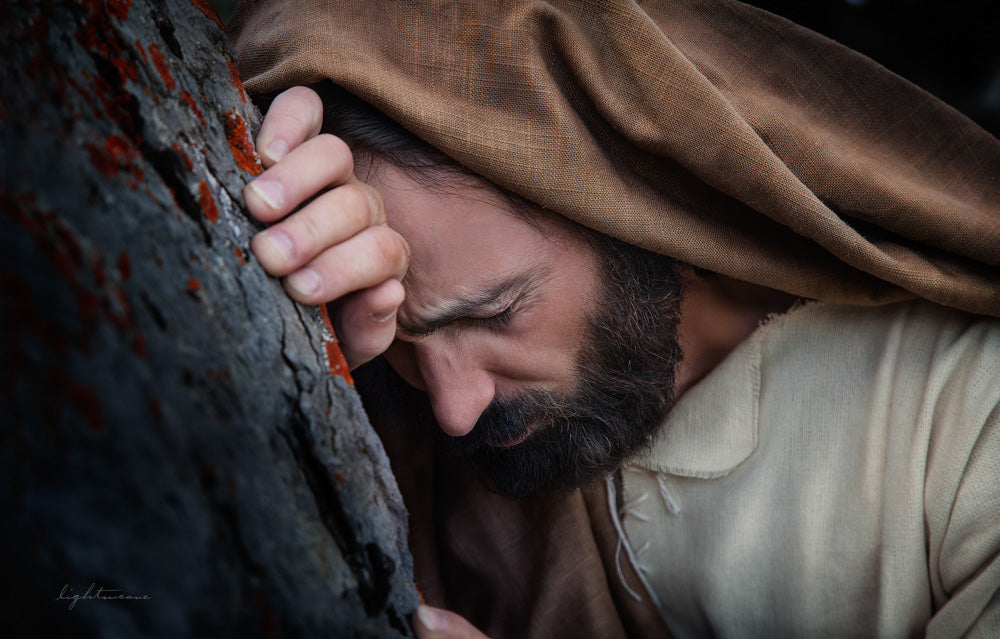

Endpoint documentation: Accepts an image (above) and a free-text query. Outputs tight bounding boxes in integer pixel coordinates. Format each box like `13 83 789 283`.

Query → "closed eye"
469 306 513 332
395 267 544 339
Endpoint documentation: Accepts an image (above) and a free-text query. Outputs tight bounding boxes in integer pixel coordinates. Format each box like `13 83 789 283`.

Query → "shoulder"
750 299 999 467
755 300 999 390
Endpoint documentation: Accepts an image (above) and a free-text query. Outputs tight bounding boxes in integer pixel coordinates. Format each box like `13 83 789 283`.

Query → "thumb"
414 605 490 639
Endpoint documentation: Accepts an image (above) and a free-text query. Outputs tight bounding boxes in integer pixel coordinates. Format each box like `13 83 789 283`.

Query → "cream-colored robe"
617 301 1000 637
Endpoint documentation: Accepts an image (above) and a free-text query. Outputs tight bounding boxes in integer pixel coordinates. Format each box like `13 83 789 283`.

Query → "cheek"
525 289 594 362
482 320 587 390
486 278 598 388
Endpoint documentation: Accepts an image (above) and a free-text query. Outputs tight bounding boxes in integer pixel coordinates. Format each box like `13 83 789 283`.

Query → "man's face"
371 165 683 498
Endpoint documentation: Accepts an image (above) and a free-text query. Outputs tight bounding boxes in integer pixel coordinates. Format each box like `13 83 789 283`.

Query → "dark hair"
312 82 460 177
308 81 555 228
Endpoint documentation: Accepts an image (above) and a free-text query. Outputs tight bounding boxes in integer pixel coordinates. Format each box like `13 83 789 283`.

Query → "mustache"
451 389 573 455
447 378 669 499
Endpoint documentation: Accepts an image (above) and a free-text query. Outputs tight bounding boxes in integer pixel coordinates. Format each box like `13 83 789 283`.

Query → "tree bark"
0 1 419 636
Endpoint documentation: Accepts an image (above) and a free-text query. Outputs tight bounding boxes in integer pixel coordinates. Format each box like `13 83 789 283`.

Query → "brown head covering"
231 0 1000 316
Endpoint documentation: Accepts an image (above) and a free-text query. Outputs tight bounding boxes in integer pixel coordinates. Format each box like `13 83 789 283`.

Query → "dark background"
209 0 999 136
747 0 999 136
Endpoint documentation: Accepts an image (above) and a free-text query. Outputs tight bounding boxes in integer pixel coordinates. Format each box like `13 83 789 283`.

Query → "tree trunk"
0 1 419 636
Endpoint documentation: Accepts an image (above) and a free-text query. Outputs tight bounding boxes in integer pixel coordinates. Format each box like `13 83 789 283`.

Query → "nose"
406 342 495 437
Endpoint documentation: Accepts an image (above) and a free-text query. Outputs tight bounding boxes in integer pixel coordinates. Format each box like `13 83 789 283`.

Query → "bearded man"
230 1 1000 637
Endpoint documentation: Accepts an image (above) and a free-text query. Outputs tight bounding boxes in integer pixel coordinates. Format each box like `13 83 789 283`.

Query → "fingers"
281 224 409 305
244 134 355 224
255 86 324 167
247 85 409 369
414 606 491 639
250 179 385 276
334 279 406 369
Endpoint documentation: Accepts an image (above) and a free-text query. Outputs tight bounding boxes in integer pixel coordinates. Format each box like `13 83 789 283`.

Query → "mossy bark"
0 1 418 636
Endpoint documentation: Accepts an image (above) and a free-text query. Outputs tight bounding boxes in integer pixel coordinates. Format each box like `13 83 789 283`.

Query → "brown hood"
231 0 1000 316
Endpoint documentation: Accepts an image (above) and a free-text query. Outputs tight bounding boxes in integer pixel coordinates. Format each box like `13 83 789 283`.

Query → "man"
230 1 1000 637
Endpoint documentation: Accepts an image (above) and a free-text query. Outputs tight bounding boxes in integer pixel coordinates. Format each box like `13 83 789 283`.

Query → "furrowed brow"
397 267 543 338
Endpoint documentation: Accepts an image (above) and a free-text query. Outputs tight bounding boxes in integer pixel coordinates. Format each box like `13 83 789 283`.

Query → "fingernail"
249 178 284 210
287 268 320 296
264 229 294 262
369 309 396 323
416 605 440 632
265 138 289 163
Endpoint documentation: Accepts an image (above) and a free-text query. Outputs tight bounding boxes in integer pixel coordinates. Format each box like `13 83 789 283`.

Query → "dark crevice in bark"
141 139 215 246
149 0 185 61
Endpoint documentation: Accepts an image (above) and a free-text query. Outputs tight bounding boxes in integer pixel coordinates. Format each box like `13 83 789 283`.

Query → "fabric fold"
231 0 1000 315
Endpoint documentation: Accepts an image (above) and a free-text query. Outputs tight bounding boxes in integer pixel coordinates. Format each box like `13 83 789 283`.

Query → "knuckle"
313 133 354 170
285 85 322 110
293 210 324 253
281 87 323 127
369 227 407 271
336 183 380 229
388 229 412 268
398 232 412 263
362 183 387 224
336 183 369 219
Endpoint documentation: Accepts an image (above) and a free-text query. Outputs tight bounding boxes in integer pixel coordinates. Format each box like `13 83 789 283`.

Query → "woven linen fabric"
230 0 1000 316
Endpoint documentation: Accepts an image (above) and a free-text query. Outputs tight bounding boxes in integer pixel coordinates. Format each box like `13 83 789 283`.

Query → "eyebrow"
396 267 545 338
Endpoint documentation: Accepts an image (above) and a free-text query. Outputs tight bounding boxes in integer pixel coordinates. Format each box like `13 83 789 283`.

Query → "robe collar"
627 313 767 479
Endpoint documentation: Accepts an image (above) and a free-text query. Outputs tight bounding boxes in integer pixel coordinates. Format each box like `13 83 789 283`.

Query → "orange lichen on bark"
187 276 202 292
317 304 353 384
179 89 206 125
117 252 132 279
75 0 118 61
226 58 248 103
132 333 147 357
65 74 97 117
91 75 137 132
148 43 175 91
86 134 145 188
223 110 263 176
6 192 82 284
111 286 136 333
85 142 116 177
234 247 248 264
106 0 132 20
92 256 107 286
171 142 194 170
189 0 226 31
54 371 104 432
198 180 219 223
111 56 139 82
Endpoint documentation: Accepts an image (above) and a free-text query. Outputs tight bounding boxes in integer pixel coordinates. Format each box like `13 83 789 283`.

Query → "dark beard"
450 237 684 499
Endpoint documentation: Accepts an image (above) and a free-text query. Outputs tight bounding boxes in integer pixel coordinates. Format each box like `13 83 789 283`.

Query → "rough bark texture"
0 1 419 637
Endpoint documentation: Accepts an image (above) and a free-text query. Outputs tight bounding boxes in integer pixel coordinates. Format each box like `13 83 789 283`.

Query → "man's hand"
244 86 409 369
414 605 491 639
